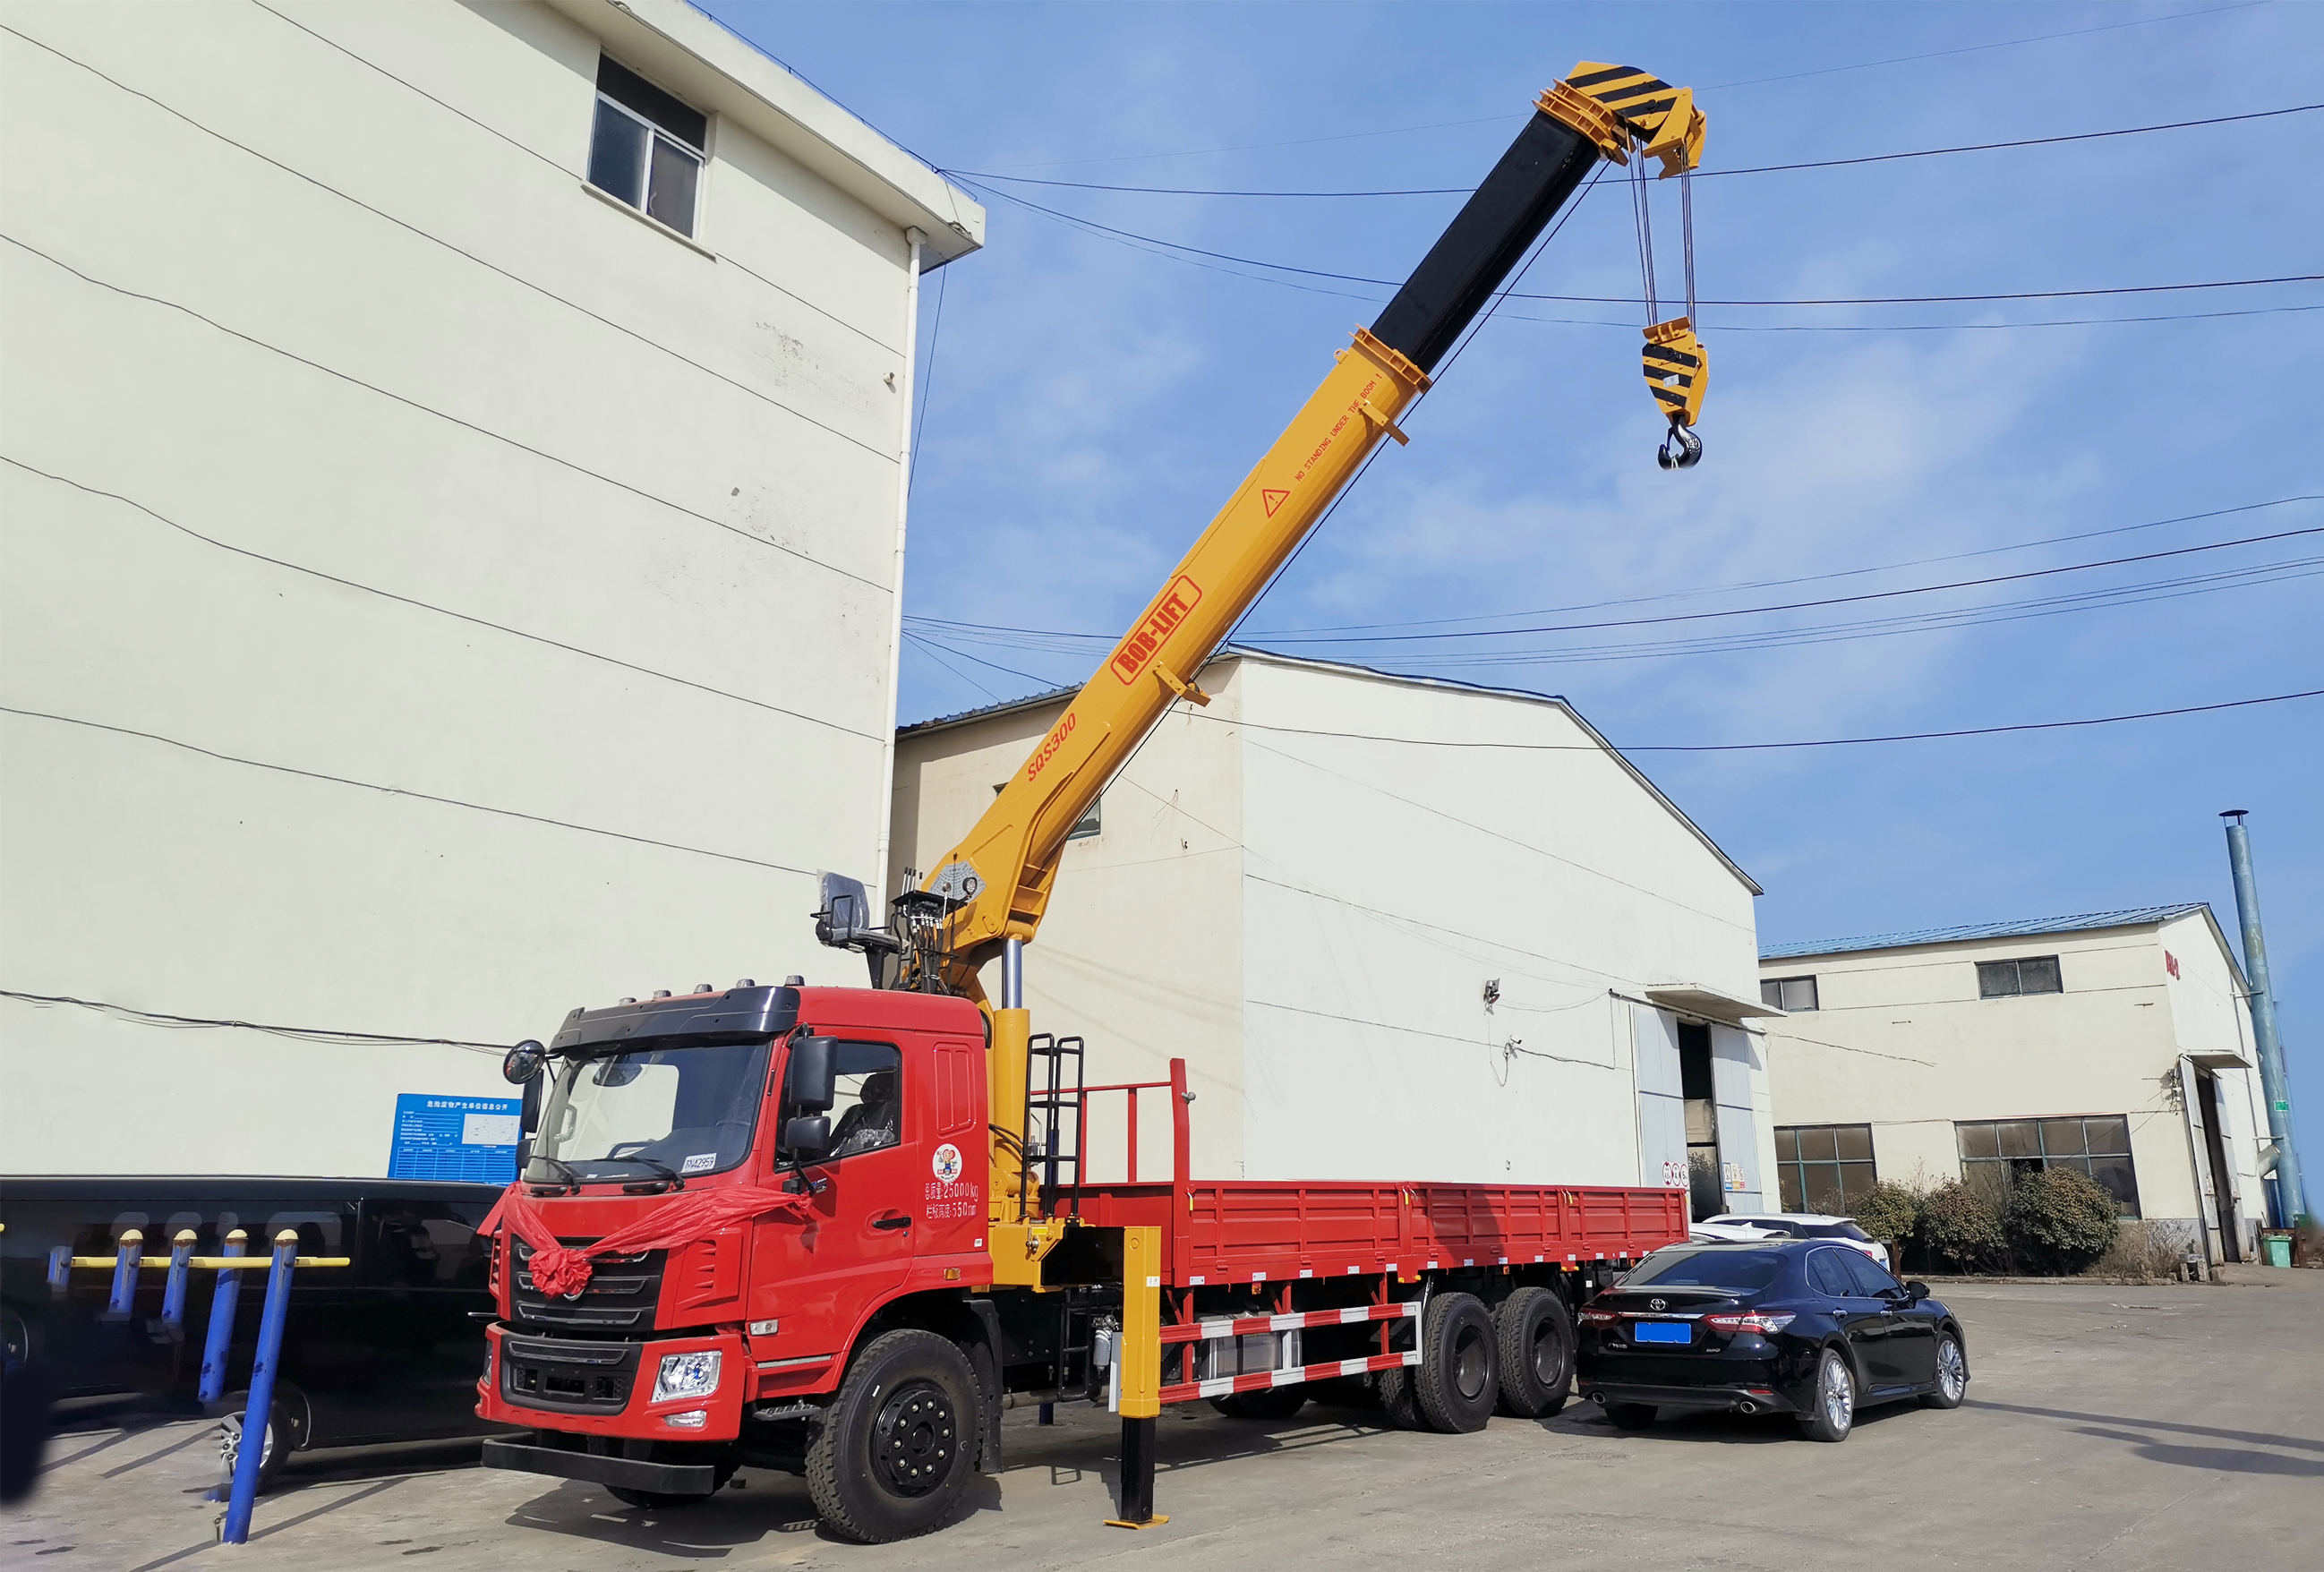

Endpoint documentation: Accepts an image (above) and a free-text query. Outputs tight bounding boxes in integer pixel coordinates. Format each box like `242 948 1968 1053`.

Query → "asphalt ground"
9 1269 2318 1571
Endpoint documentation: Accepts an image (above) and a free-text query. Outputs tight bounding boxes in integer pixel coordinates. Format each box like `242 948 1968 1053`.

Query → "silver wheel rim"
1937 1338 1966 1400
1822 1357 1853 1432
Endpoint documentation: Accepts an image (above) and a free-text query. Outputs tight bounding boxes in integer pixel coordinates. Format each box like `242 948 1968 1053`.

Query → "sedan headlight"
653 1350 722 1404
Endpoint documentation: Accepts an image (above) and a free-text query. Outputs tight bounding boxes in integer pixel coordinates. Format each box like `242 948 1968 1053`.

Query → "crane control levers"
818 64 1709 1196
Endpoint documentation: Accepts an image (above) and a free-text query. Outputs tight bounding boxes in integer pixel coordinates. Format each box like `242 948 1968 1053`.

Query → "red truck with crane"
475 61 1711 1542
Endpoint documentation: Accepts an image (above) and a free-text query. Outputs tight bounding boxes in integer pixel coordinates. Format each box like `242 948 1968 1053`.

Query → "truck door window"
786 1042 902 1160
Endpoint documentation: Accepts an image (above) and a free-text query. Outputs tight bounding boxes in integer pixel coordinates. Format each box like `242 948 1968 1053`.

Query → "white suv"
1698 1212 1891 1266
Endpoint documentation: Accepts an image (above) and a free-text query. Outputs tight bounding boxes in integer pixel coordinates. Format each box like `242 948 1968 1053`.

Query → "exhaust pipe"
1736 1399 1758 1414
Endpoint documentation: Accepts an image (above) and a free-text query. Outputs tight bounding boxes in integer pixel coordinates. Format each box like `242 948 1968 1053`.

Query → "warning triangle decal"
1261 488 1290 517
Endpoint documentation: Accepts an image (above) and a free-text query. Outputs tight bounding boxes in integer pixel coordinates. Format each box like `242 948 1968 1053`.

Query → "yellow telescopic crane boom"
917 64 1703 977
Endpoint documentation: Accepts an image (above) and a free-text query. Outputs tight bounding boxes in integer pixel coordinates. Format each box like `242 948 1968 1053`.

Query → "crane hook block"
1642 317 1707 440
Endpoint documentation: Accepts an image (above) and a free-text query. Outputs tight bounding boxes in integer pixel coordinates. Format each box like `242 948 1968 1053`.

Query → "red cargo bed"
1038 1061 1688 1286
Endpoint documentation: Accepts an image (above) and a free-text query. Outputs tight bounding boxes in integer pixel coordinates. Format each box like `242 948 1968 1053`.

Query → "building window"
588 57 707 236
1956 1115 2140 1216
1977 955 2062 999
1773 1123 1875 1211
1067 795 1101 841
1760 975 1819 1012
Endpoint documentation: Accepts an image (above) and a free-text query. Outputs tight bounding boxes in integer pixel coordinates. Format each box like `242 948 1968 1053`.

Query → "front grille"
512 1240 667 1330
500 1335 643 1414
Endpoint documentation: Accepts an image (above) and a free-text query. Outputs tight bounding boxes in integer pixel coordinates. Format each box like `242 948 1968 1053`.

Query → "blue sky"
699 1 2323 1204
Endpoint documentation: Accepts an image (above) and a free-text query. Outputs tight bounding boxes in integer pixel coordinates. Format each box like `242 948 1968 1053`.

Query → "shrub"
2005 1166 2122 1275
1919 1179 2008 1273
1849 1182 1924 1250
2090 1218 2192 1280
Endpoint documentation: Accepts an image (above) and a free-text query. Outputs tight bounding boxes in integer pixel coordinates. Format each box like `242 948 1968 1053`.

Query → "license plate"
1631 1320 1690 1345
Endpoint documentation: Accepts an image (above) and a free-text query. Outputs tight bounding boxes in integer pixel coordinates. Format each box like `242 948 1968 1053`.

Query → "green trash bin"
2262 1235 2292 1268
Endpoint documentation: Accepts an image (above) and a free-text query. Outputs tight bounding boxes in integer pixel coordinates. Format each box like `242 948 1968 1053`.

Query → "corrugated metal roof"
1760 903 2209 961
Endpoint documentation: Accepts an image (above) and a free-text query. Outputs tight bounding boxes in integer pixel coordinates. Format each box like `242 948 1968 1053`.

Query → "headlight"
653 1350 722 1404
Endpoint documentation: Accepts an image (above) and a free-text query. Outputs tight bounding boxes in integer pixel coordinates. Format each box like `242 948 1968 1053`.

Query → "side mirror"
786 1036 839 1112
1905 1280 1929 1301
783 1115 832 1158
814 872 876 948
502 1040 546 1084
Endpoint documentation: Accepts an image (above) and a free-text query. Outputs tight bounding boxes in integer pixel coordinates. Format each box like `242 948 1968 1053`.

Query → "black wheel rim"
1531 1317 1566 1385
1452 1325 1489 1401
868 1380 956 1499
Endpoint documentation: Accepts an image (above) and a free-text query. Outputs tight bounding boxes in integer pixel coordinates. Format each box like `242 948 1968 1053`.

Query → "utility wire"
962 182 2320 308
0 705 817 876
944 101 2323 198
0 989 512 1055
2 232 888 592
1 455 887 743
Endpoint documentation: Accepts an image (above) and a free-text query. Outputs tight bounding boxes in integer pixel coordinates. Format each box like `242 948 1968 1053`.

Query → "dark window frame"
1759 975 1819 1012
1955 1114 2140 1216
1976 954 2063 999
1773 1123 1876 1212
587 56 709 238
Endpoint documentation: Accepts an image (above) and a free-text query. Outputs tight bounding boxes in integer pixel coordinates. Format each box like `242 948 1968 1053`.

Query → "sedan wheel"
1797 1348 1854 1443
1923 1333 1968 1410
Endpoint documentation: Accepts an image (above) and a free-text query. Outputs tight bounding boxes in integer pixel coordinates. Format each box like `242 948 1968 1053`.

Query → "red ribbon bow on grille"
482 1182 810 1299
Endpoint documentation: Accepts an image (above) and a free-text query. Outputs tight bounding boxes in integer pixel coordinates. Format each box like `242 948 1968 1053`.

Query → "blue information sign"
389 1093 523 1183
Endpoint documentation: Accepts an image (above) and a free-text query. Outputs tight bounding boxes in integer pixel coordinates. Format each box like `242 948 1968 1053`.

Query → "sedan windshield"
527 1039 772 1183
1624 1248 1790 1292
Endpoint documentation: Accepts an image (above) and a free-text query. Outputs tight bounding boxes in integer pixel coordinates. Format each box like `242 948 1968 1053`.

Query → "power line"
2 232 890 592
1203 687 2324 753
0 705 816 876
910 262 950 486
2 455 887 744
917 496 2320 642
1252 525 2324 645
943 101 2323 198
962 181 2321 308
1503 303 2324 333
0 989 511 1055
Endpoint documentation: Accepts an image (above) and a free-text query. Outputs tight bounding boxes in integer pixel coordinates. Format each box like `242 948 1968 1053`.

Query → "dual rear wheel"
1380 1287 1572 1433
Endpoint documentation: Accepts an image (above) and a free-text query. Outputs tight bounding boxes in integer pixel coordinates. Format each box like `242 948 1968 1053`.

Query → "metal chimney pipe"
2222 810 2309 1226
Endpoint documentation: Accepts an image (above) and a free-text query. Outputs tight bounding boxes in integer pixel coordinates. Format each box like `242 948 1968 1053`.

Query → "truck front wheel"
807 1329 979 1543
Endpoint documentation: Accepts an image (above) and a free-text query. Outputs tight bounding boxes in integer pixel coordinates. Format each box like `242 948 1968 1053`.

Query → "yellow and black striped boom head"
1540 62 1706 177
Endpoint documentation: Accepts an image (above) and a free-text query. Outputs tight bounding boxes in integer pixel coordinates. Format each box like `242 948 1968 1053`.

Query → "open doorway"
1679 1022 1722 1221
2192 1070 2243 1263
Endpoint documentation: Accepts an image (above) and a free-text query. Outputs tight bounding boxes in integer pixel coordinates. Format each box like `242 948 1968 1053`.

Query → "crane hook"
1657 422 1702 471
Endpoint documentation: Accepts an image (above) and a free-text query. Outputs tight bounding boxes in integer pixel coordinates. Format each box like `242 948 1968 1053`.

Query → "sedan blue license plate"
1631 1320 1691 1345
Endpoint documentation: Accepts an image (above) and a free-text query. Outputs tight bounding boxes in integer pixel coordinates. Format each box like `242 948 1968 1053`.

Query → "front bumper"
483 1433 719 1494
478 1323 748 1442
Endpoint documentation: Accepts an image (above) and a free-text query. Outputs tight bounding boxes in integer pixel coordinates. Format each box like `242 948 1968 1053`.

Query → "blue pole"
47 1244 70 1296
220 1231 296 1545
2223 810 2310 1226
197 1230 248 1407
161 1230 197 1337
106 1228 144 1320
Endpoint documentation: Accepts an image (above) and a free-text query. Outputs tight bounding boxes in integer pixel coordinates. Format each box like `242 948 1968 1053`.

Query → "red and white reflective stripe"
1158 1300 1419 1346
1163 1349 1416 1405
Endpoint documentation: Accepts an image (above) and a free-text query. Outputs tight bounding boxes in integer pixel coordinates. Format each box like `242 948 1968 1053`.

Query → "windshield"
1623 1248 1790 1292
527 1039 772 1183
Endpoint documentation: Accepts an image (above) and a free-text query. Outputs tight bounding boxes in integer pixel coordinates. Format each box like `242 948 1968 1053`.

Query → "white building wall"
0 0 978 1175
1763 916 2265 1251
1235 658 1765 1188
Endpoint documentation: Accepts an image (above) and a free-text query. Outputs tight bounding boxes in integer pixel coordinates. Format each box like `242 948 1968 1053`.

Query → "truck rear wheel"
807 1329 979 1544
1414 1293 1498 1434
1492 1287 1574 1418
1375 1364 1426 1430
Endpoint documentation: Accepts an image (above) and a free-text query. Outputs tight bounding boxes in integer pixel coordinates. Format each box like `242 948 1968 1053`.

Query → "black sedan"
1574 1239 1968 1441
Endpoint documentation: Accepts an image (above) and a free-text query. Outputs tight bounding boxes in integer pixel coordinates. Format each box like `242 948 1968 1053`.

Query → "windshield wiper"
602 1155 687 1192
526 1155 583 1193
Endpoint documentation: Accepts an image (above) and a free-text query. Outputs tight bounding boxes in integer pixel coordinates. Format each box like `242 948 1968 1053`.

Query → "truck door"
750 1039 919 1358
